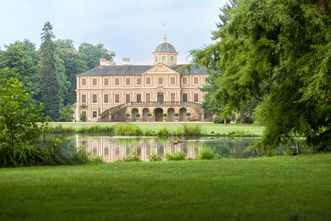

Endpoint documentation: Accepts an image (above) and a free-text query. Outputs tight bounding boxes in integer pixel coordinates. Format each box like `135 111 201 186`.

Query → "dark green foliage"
113 123 143 136
79 42 115 69
149 154 162 161
182 125 202 137
77 126 114 135
59 104 74 122
40 22 60 120
165 152 185 160
197 148 218 160
80 112 87 122
157 127 170 137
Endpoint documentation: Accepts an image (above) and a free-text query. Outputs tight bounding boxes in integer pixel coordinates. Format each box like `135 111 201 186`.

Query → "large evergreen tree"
39 21 60 120
197 0 331 150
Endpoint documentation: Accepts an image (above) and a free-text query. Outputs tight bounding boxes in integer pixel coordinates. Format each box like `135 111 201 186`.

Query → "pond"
72 135 308 162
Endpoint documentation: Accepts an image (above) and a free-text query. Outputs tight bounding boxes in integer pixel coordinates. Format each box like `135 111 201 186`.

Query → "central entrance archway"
154 108 163 122
157 92 164 104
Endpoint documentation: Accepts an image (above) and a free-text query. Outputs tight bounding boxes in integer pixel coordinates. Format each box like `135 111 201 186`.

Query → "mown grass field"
0 154 330 221
48 122 265 136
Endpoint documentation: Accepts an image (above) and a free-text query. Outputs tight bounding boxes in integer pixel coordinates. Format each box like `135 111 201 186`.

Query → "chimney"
122 57 131 65
99 58 116 66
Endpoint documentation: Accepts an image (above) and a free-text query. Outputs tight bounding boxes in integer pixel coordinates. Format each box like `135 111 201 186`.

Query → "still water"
74 135 306 162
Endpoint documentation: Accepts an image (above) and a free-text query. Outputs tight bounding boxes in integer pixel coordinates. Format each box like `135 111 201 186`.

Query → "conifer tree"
39 21 60 120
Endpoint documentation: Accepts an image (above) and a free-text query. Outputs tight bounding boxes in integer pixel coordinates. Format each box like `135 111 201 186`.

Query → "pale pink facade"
75 40 209 122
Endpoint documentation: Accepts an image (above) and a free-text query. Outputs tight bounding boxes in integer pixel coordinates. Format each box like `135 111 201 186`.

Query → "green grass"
48 122 264 136
0 154 330 221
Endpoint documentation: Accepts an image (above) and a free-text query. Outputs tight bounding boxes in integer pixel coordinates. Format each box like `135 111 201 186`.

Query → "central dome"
154 41 176 53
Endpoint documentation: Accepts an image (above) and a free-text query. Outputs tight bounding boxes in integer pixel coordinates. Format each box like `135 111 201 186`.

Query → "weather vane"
162 22 167 42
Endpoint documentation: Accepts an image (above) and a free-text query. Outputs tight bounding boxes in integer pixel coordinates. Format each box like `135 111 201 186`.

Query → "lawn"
0 154 330 221
49 122 265 136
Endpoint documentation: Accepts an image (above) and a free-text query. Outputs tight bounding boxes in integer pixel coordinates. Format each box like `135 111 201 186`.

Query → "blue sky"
0 0 227 64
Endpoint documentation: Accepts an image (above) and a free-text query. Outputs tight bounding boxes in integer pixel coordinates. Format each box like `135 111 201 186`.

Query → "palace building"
75 39 209 122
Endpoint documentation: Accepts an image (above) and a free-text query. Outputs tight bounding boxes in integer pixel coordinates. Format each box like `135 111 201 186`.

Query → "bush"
113 123 143 136
123 151 141 162
182 125 202 137
213 115 231 124
80 112 87 122
149 154 162 161
157 127 170 137
165 152 185 161
77 126 114 135
197 148 217 160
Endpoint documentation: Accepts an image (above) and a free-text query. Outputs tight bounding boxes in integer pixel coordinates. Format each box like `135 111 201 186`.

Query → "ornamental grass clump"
113 123 143 136
165 152 185 161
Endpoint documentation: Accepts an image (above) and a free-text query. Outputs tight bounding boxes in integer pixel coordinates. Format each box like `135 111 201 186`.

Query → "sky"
0 0 228 64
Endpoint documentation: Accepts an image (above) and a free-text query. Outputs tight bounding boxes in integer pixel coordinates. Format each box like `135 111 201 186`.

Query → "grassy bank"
47 122 264 136
0 154 330 221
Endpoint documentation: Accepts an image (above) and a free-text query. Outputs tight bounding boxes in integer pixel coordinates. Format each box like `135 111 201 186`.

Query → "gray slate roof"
154 42 176 53
77 64 207 76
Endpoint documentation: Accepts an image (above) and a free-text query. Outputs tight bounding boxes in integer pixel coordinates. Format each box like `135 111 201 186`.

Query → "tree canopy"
193 0 331 150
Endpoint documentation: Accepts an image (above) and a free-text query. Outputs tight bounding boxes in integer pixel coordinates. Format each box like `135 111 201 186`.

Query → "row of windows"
81 93 199 103
154 55 175 63
81 76 201 86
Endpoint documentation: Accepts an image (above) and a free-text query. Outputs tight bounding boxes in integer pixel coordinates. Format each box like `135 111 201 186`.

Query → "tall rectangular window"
81 78 86 86
104 94 109 103
182 77 188 85
182 93 188 102
92 111 97 118
170 77 175 84
92 94 97 103
146 93 150 102
126 78 130 85
81 94 86 103
146 77 151 84
136 78 141 85
115 94 120 103
194 93 199 102
194 77 199 84
171 93 175 102
104 78 109 86
137 94 141 103
158 77 163 85
115 78 120 85
126 94 130 103
92 78 98 86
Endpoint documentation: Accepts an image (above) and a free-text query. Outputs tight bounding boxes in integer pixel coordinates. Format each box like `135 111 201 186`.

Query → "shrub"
213 115 231 124
182 125 202 137
149 154 162 161
197 148 217 160
165 152 185 160
80 112 87 122
123 151 141 162
157 127 170 137
113 123 143 136
77 126 114 135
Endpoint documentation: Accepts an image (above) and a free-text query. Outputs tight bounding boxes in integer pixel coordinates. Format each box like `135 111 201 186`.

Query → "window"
115 94 120 103
81 94 86 103
136 78 141 85
81 78 86 86
92 111 97 118
104 78 109 86
162 56 166 61
171 93 175 102
104 94 109 103
115 78 120 85
194 77 199 84
170 77 175 84
146 93 150 102
126 78 130 85
182 93 188 102
155 56 158 62
158 77 163 85
92 94 97 103
126 94 130 103
137 94 141 103
182 77 188 85
194 93 199 102
170 56 174 61
92 78 97 86
146 77 151 84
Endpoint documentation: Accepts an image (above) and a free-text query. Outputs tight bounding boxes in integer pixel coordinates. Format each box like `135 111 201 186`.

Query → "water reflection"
75 135 258 162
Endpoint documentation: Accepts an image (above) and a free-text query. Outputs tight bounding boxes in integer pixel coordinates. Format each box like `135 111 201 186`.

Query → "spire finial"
162 22 167 42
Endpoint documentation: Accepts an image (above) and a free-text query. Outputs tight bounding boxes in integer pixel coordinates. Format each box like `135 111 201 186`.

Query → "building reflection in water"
76 135 201 162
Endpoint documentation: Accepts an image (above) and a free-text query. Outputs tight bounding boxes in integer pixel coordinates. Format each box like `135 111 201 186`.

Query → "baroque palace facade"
75 39 209 122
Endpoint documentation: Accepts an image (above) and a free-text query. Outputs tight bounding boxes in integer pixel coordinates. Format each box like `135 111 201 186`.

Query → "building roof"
77 64 207 76
154 42 177 53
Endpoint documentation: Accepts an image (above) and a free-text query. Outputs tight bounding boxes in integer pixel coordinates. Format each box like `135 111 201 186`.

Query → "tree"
80 112 87 122
209 0 331 150
79 42 115 69
0 40 40 98
55 39 88 105
59 104 74 122
0 68 45 166
39 21 60 120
